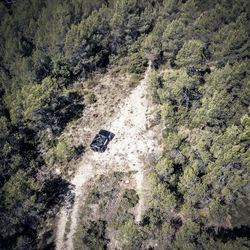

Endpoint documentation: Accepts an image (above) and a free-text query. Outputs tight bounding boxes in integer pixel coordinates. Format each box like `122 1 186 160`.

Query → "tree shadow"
39 230 56 250
207 225 250 242
41 177 75 210
42 92 85 136
75 145 86 158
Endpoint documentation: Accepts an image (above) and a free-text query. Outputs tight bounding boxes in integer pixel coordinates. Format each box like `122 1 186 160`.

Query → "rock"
55 168 61 175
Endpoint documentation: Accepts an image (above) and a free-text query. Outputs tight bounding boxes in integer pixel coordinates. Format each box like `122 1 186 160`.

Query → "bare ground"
56 63 161 250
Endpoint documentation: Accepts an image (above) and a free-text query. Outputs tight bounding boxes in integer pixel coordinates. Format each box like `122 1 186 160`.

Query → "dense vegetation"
0 0 249 249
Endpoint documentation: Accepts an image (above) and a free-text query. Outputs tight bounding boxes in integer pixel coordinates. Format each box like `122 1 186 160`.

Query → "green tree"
210 13 249 66
196 61 249 126
55 140 76 165
121 189 139 208
116 218 142 250
65 7 111 74
174 221 200 250
206 199 229 233
159 70 200 112
159 0 181 22
73 220 109 250
35 1 73 58
45 139 76 166
204 115 249 228
178 167 207 205
143 19 165 63
175 40 204 70
162 19 186 61
149 182 176 214
0 170 42 243
155 158 175 184
180 0 199 25
147 71 163 103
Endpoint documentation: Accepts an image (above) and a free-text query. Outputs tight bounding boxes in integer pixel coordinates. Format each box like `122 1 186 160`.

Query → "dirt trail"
56 63 161 250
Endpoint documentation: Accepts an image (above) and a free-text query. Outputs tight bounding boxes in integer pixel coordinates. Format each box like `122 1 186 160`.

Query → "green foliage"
159 0 181 22
175 40 204 69
121 189 139 208
160 70 200 110
147 71 163 103
1 0 249 248
144 1 250 247
51 55 72 88
180 0 199 25
127 53 148 74
149 182 176 214
55 140 76 165
175 221 200 249
142 208 175 248
210 13 249 66
216 237 250 250
155 158 175 183
203 117 250 228
196 61 249 126
8 77 58 130
162 19 186 61
110 209 134 231
65 7 111 74
45 138 76 166
0 170 43 245
1 170 40 211
86 93 97 104
116 218 142 250
34 1 73 58
0 116 9 139
143 20 165 63
127 73 142 88
73 220 109 250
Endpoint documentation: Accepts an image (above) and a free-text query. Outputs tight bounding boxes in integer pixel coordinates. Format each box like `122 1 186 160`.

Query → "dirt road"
56 63 161 250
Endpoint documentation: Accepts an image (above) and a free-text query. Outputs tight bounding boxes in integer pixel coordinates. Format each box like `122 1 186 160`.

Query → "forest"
0 0 249 249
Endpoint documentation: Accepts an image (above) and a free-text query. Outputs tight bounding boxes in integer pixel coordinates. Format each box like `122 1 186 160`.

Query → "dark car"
90 130 115 152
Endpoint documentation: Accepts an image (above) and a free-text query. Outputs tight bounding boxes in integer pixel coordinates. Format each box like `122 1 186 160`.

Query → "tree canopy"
0 0 249 249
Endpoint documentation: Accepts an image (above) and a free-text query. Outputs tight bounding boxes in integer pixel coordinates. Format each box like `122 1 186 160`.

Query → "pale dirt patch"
56 63 162 250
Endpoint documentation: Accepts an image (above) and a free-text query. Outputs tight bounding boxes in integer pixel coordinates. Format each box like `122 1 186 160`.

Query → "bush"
44 139 76 166
128 53 148 74
86 93 97 104
147 71 163 103
116 218 142 250
127 74 143 88
73 220 109 250
110 209 134 230
55 140 76 165
121 189 139 208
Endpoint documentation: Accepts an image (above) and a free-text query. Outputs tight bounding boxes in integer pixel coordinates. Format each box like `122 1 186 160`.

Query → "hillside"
0 0 249 249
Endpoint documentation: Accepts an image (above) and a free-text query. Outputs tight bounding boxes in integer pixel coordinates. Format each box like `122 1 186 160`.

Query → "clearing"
56 62 162 250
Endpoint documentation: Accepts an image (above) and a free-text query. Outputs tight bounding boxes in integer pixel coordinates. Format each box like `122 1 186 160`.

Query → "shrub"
44 139 76 166
73 220 109 250
127 74 142 88
116 218 142 250
86 93 97 104
55 140 76 165
110 209 134 230
147 71 163 103
121 189 139 208
128 53 148 74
